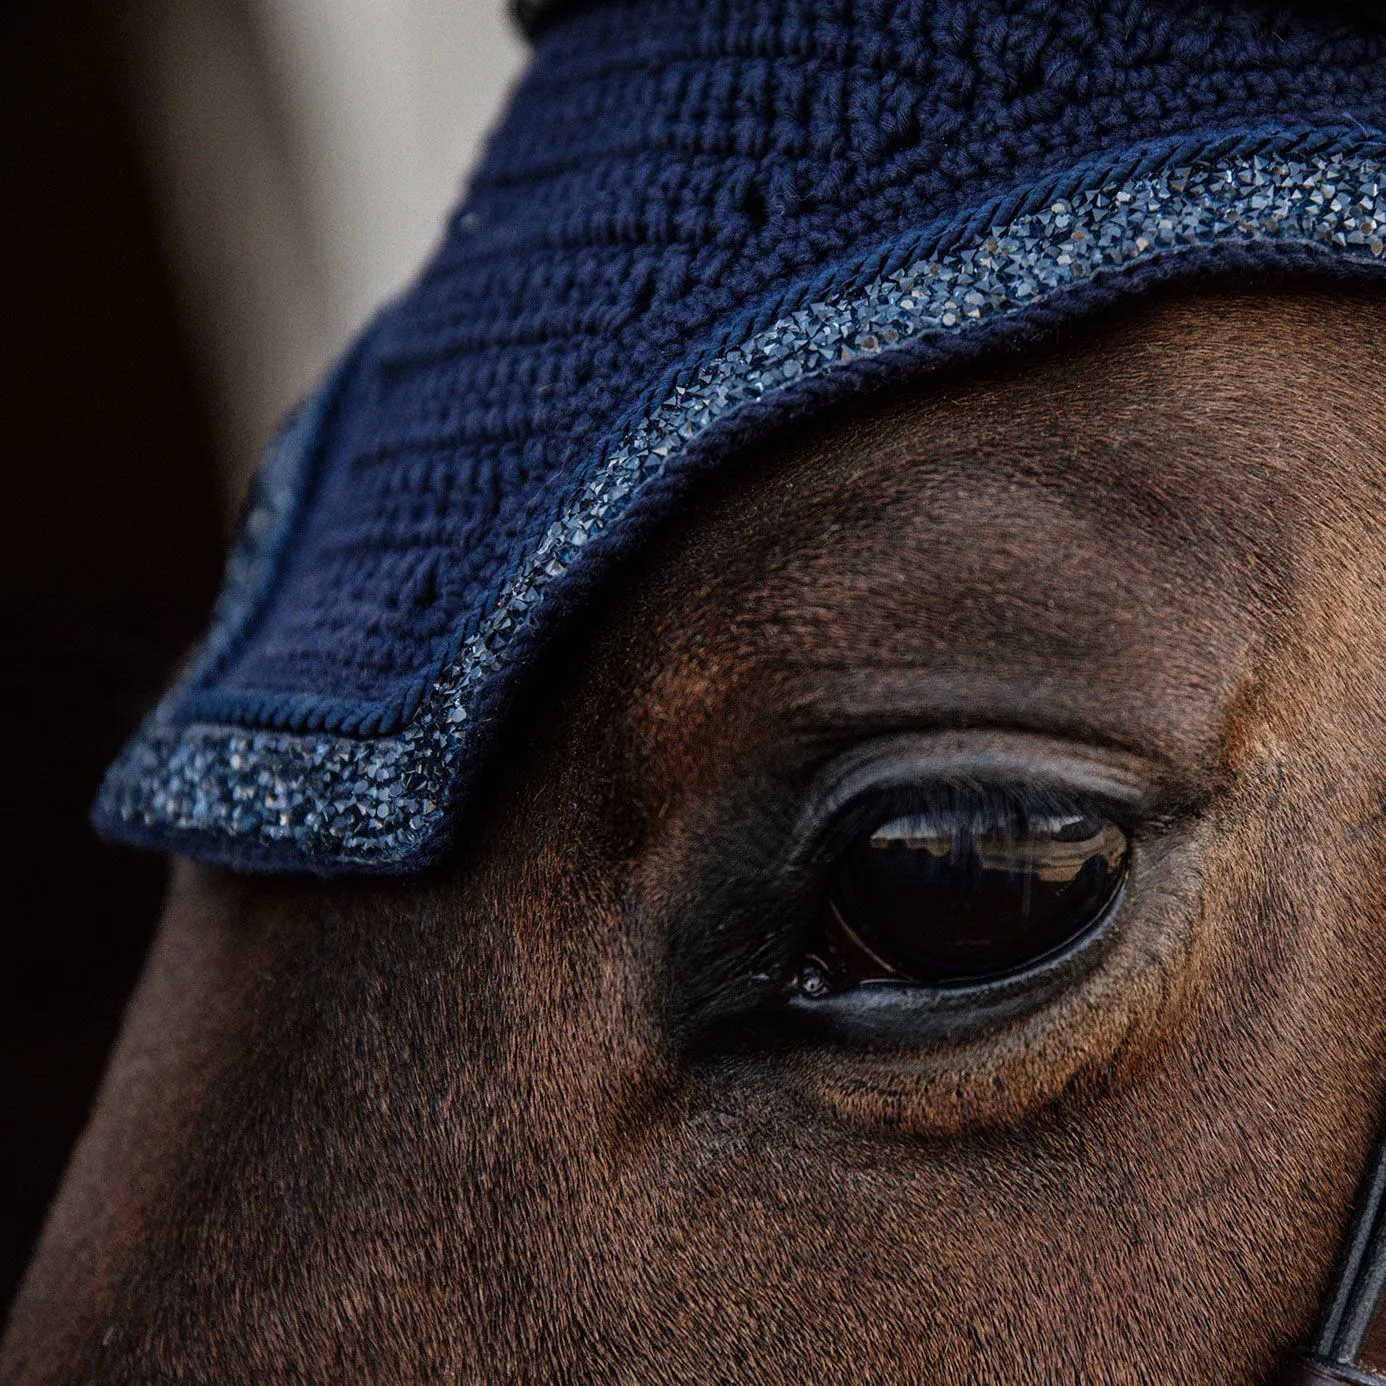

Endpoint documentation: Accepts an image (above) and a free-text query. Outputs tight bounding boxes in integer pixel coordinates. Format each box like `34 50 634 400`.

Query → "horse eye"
794 792 1129 996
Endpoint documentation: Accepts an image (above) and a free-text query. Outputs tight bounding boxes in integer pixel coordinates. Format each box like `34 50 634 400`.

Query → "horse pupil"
806 804 1128 992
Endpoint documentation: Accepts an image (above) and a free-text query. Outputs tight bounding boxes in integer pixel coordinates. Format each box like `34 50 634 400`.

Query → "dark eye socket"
794 783 1130 997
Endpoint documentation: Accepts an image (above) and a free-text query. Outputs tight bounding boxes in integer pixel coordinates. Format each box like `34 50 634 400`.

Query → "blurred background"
2 0 525 1308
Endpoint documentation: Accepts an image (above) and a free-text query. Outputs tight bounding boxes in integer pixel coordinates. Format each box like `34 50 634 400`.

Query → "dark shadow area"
1 0 223 1310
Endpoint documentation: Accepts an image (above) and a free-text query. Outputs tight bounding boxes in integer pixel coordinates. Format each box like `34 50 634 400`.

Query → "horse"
3 281 1385 1382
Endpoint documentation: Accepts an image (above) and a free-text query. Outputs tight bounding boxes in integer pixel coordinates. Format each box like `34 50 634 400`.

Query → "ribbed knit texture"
173 0 1386 739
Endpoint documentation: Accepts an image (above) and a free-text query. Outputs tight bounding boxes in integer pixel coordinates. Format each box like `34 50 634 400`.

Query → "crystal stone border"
96 139 1386 870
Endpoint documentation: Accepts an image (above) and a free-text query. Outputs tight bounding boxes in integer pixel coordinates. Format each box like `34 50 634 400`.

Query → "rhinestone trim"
96 137 1386 870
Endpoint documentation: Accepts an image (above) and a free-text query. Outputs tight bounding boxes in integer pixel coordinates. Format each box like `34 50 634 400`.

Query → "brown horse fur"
6 283 1386 1384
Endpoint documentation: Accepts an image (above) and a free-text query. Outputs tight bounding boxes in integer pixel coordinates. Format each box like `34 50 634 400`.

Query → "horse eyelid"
780 730 1172 874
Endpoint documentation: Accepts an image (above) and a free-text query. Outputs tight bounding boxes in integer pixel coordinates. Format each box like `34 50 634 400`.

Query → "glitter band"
95 132 1386 872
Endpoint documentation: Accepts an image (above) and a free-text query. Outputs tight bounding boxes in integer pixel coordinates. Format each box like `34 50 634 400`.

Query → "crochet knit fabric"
97 0 1386 874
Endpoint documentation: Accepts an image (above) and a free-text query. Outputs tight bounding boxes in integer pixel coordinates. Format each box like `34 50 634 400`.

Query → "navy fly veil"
96 0 1386 875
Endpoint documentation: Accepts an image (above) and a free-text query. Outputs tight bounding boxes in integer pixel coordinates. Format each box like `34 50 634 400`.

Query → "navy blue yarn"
166 0 1386 736
93 0 1386 873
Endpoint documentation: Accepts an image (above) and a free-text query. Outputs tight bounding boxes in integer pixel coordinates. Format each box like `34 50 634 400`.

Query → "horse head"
6 2 1386 1381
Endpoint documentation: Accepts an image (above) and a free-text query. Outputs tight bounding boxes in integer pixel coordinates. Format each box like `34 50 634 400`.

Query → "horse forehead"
627 294 1376 653
756 290 1384 550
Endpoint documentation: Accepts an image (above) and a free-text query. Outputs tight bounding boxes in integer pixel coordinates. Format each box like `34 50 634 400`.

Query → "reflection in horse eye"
795 787 1130 996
